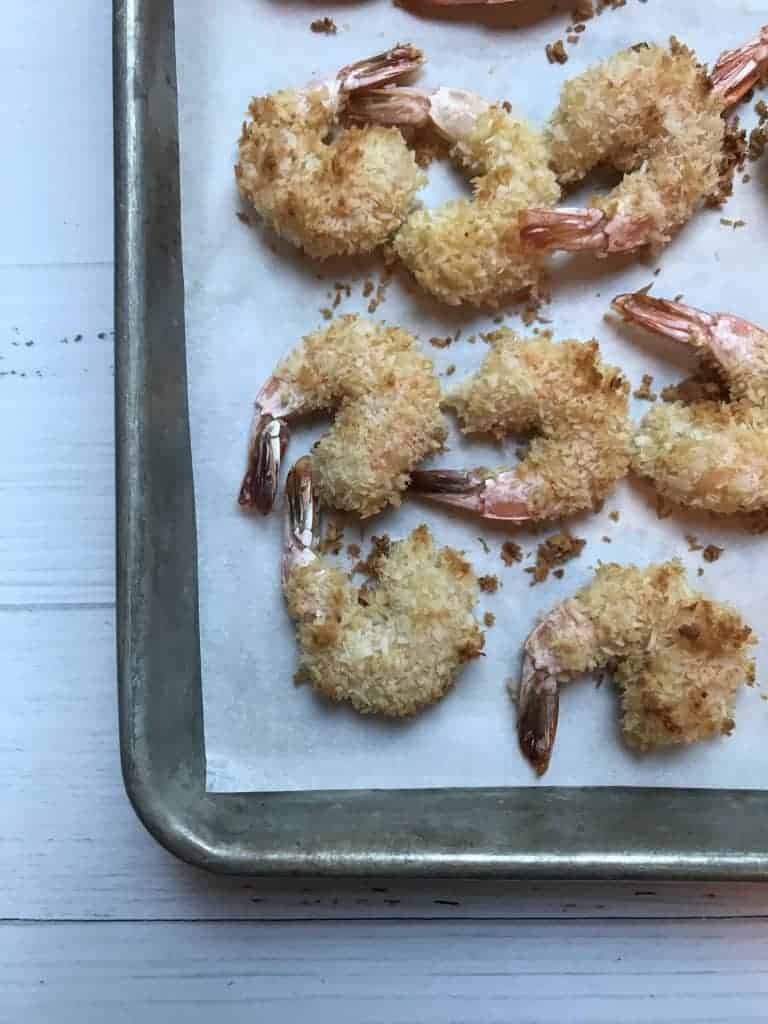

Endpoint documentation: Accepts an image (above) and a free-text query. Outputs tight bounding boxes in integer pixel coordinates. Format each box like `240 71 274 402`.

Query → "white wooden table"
4 3 768 1021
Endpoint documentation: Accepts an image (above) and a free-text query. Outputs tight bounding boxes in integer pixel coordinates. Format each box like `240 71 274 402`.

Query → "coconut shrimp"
238 316 446 518
520 39 745 257
409 330 631 522
348 86 560 307
612 291 768 516
235 45 426 259
518 561 756 776
282 457 484 717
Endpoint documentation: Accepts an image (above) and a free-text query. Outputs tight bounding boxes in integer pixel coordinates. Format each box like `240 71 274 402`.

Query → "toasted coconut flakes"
703 544 724 563
310 16 337 34
501 541 523 566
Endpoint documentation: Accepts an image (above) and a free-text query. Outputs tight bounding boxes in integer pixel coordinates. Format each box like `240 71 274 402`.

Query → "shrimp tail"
238 414 289 514
520 208 652 254
283 456 320 584
611 293 715 346
517 654 560 777
409 468 533 521
346 87 433 127
337 44 425 94
710 26 768 108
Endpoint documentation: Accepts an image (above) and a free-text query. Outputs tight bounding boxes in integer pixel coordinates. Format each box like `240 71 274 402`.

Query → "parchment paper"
175 0 768 792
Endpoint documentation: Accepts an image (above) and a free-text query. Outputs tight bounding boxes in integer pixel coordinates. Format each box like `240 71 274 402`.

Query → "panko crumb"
703 544 724 563
546 40 569 65
633 374 657 401
526 532 586 585
352 534 392 576
609 510 621 522
686 534 704 552
484 611 496 627
236 210 251 225
319 520 344 556
346 543 361 560
429 336 452 349
501 541 523 566
310 16 337 34
478 574 500 593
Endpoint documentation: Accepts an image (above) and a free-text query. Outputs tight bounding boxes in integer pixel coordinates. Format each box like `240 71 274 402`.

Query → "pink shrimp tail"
239 414 289 514
346 87 433 127
710 26 768 108
611 293 715 346
409 468 533 521
520 208 652 254
337 44 425 94
517 653 559 777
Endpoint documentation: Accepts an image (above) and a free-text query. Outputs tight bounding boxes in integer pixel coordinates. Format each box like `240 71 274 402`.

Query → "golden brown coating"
612 292 768 516
284 525 484 717
633 401 768 516
547 562 755 751
393 102 560 307
522 41 730 255
236 69 425 258
443 330 632 520
518 561 756 773
269 316 447 517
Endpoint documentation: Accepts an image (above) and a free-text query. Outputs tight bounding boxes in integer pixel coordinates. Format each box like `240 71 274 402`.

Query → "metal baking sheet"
115 0 768 876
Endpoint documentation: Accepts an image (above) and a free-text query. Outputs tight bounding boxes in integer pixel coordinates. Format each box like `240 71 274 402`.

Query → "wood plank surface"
6 919 768 1024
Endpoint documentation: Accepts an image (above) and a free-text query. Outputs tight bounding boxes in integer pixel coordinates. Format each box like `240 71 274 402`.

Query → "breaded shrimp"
409 330 631 522
613 291 768 516
710 26 768 108
518 561 756 776
236 45 426 258
520 39 741 257
349 86 560 307
238 316 446 518
283 457 485 717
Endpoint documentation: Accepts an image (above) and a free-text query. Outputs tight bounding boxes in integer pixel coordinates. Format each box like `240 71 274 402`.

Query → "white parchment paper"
175 0 768 792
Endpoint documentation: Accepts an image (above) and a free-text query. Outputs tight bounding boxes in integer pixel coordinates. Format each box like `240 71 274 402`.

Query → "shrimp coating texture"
350 87 560 307
612 292 768 516
236 46 426 258
518 561 756 775
410 330 631 523
239 316 447 518
520 40 731 256
283 462 484 717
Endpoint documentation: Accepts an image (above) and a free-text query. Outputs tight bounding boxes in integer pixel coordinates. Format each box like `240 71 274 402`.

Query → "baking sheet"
175 0 768 793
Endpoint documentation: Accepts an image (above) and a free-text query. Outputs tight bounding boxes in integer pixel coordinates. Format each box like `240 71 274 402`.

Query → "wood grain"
6 919 768 1023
